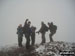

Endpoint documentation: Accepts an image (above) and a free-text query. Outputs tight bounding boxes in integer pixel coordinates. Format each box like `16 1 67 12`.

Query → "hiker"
23 19 31 49
17 24 23 47
36 22 48 44
31 26 36 45
48 22 57 42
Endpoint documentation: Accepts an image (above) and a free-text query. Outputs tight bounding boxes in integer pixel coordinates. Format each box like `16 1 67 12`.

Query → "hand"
36 31 39 34
26 19 28 21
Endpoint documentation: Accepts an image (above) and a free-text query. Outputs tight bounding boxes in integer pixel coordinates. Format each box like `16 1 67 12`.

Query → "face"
48 23 50 26
28 22 31 26
51 22 53 25
19 24 22 27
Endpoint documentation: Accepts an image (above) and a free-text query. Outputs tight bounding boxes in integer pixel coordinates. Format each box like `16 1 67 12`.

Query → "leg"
20 35 23 46
41 32 46 44
25 33 30 49
49 33 54 42
31 33 35 45
18 35 23 47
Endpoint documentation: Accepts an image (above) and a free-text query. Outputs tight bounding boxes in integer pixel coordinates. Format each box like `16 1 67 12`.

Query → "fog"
0 0 75 47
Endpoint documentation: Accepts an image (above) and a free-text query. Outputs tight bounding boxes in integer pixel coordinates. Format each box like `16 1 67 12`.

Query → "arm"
36 27 42 34
24 19 28 26
16 27 19 34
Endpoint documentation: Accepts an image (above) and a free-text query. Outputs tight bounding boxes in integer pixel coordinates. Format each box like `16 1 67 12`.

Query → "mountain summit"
0 41 75 56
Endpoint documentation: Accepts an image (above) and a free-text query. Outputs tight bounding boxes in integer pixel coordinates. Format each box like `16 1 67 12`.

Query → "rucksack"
44 25 48 32
53 25 57 31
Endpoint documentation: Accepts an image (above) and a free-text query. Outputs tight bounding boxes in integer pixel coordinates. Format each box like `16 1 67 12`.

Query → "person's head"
48 22 50 26
28 21 31 26
41 21 44 25
34 27 36 30
19 24 22 27
31 26 36 32
51 22 53 25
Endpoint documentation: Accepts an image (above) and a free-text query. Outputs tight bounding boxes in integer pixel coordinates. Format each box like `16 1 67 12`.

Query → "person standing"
48 22 57 42
37 22 48 44
17 24 23 47
23 19 31 49
31 26 36 45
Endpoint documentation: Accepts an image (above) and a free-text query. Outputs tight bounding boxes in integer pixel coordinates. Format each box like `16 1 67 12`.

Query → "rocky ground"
0 41 75 56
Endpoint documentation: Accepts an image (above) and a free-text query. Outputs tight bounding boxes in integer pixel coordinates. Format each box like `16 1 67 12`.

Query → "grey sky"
0 0 75 47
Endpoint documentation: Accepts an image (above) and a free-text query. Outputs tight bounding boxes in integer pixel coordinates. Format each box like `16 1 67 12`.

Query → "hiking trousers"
25 33 31 49
18 34 23 47
31 33 35 45
41 32 46 44
49 31 56 42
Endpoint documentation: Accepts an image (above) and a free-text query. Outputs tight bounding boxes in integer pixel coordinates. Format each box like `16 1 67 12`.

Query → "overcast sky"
0 0 75 47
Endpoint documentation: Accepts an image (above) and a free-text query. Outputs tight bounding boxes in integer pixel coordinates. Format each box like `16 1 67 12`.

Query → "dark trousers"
25 33 30 49
41 32 46 44
31 33 35 45
49 31 56 42
18 34 23 47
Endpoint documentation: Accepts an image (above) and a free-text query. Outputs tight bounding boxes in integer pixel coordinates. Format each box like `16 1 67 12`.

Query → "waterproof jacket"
17 27 23 35
23 20 31 34
39 24 48 33
49 25 57 33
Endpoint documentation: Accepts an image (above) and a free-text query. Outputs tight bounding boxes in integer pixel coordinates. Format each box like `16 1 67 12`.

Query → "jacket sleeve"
16 27 19 34
38 26 42 32
24 19 28 27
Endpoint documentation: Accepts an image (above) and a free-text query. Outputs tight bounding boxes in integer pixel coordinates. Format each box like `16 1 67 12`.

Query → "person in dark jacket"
37 22 48 44
17 24 23 47
31 26 36 45
48 22 57 42
23 19 31 49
